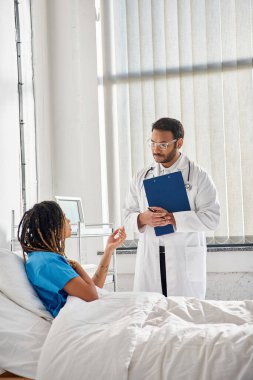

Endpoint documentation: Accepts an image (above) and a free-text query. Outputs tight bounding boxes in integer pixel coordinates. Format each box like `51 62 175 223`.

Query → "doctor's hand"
153 207 176 227
138 207 176 228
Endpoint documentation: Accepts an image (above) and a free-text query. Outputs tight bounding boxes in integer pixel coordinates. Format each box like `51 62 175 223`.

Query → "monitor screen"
55 196 85 225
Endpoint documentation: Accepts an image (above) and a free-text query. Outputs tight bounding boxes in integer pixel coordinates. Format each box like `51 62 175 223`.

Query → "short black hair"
152 117 184 140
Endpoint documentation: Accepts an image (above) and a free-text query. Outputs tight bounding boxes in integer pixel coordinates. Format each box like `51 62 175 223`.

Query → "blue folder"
143 171 190 236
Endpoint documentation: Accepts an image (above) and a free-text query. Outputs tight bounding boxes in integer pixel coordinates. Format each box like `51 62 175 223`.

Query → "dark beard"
153 146 178 164
162 148 178 163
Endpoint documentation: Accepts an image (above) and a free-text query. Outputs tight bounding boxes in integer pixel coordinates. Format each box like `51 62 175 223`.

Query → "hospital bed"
0 248 253 380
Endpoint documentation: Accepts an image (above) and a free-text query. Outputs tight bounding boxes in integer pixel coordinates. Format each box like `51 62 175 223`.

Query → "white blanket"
37 292 253 380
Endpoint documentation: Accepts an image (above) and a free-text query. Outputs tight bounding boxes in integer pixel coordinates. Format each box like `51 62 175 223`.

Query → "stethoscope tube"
143 167 155 179
185 161 191 190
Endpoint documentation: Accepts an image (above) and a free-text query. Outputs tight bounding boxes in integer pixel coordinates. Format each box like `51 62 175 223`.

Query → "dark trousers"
159 246 167 297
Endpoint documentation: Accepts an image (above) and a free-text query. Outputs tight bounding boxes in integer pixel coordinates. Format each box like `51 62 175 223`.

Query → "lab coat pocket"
185 246 205 282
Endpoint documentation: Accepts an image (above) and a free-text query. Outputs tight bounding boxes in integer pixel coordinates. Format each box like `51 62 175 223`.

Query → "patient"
18 200 126 317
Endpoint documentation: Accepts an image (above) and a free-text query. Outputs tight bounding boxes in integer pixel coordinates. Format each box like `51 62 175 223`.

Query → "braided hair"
18 201 67 262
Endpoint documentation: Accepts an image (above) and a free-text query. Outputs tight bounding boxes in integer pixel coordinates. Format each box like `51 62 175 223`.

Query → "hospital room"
0 0 253 379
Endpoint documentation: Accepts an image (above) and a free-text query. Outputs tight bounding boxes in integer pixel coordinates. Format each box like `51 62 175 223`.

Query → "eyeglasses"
148 139 177 150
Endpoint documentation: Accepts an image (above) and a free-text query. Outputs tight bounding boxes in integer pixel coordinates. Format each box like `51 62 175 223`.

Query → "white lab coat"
123 154 220 299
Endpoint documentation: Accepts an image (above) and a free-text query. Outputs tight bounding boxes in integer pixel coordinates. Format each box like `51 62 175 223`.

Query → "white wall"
30 0 54 201
47 0 102 218
31 0 104 263
0 1 22 248
32 0 102 217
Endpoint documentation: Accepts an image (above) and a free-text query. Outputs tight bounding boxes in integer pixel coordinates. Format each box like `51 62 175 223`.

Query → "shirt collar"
159 153 184 174
151 153 189 177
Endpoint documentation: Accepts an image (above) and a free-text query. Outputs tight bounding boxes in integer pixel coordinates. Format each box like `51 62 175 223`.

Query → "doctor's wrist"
137 213 145 229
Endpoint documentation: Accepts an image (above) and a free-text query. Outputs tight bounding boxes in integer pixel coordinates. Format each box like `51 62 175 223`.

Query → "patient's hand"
93 227 126 288
105 227 126 252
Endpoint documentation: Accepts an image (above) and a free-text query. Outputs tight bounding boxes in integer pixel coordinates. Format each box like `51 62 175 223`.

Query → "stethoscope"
143 161 192 191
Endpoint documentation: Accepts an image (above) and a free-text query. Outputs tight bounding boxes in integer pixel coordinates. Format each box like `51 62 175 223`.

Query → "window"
96 0 253 244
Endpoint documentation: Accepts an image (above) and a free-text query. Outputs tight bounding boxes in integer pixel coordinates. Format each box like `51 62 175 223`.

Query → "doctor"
123 117 220 299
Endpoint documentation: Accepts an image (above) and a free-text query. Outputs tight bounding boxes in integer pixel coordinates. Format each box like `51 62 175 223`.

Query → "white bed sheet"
37 292 253 380
0 292 51 379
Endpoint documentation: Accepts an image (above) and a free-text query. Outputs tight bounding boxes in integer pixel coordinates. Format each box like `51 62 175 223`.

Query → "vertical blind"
97 0 253 244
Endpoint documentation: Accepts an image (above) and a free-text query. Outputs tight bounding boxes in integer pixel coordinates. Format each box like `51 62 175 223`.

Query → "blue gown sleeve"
33 254 79 292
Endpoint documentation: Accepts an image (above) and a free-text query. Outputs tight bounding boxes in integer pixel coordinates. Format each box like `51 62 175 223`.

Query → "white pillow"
0 248 52 320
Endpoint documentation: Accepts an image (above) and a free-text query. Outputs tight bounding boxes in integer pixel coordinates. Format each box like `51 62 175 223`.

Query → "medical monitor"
55 196 85 230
